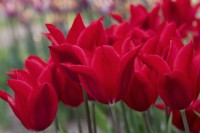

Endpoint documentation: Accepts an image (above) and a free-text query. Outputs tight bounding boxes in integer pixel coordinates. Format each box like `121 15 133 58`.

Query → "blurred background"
0 0 198 133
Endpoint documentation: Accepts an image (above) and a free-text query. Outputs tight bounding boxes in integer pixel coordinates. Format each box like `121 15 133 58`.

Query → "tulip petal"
158 22 176 53
0 90 15 108
6 69 17 79
121 36 135 54
29 83 58 131
7 79 32 113
25 59 45 80
110 13 123 23
49 44 87 65
27 56 47 67
15 70 36 88
0 90 31 129
67 64 107 103
43 32 59 46
52 66 83 107
92 46 120 102
166 40 182 69
140 54 171 75
148 4 160 29
130 4 147 26
7 80 32 100
119 46 141 98
141 37 158 54
45 24 65 44
66 13 85 44
7 80 32 127
77 18 107 52
158 71 193 110
38 64 53 85
173 42 193 74
124 71 156 111
191 54 200 98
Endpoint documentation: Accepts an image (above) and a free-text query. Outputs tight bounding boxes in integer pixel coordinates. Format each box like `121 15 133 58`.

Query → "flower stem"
181 110 190 133
165 105 169 123
143 111 153 133
92 102 97 133
121 102 131 133
83 89 93 133
54 115 59 133
76 108 83 133
109 105 120 133
167 113 173 133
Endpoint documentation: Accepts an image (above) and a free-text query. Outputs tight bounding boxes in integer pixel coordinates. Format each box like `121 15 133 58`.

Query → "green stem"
83 89 93 133
109 105 120 133
54 115 59 133
167 113 173 133
165 105 169 123
114 106 121 133
76 107 83 133
181 110 190 133
92 102 97 133
121 102 131 133
143 111 153 133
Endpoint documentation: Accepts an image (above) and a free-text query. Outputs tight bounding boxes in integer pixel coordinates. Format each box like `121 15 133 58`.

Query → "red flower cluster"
0 0 200 132
0 56 58 131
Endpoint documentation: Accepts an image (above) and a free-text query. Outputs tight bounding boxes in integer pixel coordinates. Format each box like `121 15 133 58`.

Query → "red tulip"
122 4 161 31
161 0 200 37
123 58 157 111
45 13 85 46
44 14 87 106
39 62 84 107
29 53 83 107
46 15 110 106
65 45 140 104
0 56 58 131
172 100 200 133
141 42 200 110
156 100 200 133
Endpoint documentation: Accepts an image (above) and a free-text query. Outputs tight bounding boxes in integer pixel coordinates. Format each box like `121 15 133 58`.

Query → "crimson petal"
173 42 193 74
66 13 85 44
92 46 120 102
29 83 58 131
49 44 87 65
158 71 193 110
77 18 107 52
140 54 171 76
45 24 65 44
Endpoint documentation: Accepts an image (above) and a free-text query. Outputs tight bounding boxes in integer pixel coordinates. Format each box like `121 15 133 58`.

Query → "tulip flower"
117 37 157 111
141 42 200 110
39 61 84 107
123 58 157 111
47 15 114 106
161 0 200 37
43 14 87 106
45 13 85 46
65 45 140 104
0 56 58 131
156 100 200 133
172 100 200 133
27 55 83 107
130 4 161 30
141 22 182 59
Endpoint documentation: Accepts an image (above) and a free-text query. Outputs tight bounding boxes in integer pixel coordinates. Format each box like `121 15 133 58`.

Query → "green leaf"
58 124 68 133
